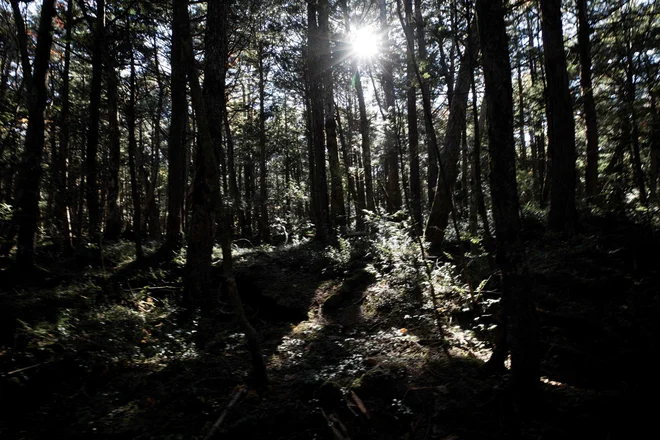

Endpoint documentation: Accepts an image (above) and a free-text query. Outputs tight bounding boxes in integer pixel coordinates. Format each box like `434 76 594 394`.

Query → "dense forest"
1 0 659 438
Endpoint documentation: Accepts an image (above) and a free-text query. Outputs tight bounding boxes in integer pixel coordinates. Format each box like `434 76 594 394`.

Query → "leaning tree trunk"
477 0 539 403
540 0 577 234
10 0 56 271
424 24 478 246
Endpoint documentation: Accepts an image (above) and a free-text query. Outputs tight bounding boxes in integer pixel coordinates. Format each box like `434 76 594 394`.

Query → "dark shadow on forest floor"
1 214 659 439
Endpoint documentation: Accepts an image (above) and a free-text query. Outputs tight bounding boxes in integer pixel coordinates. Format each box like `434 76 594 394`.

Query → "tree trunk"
415 0 436 206
308 2 331 243
577 0 599 199
10 0 56 271
180 0 220 303
257 42 270 242
54 0 74 251
625 40 647 206
540 0 577 234
477 0 539 403
162 0 187 255
353 63 375 214
319 2 346 231
105 52 122 241
127 46 143 262
380 0 402 214
425 24 478 246
84 0 105 243
178 0 266 385
404 0 422 231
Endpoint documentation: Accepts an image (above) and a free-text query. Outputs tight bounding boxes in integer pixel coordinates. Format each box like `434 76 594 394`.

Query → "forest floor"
1 212 659 439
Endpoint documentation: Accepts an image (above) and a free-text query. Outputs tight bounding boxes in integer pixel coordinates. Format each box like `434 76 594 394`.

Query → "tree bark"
319 2 346 231
83 0 105 243
577 0 599 199
127 46 143 262
105 49 122 241
414 0 436 206
380 0 402 214
308 2 331 243
10 0 56 270
540 0 577 234
477 0 539 403
424 24 478 246
257 42 271 242
54 0 74 251
404 0 421 230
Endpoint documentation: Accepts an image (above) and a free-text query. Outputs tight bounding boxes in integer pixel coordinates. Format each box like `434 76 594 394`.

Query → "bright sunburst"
350 26 380 60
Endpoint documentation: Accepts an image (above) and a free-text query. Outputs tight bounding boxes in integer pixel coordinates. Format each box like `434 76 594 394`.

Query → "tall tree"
540 0 577 233
82 0 105 243
308 1 331 242
54 0 74 251
257 40 271 242
425 23 478 246
577 0 599 199
319 1 346 230
404 0 421 229
177 0 267 387
104 34 122 241
162 0 187 255
126 37 143 262
477 0 539 402
379 0 402 214
10 0 56 270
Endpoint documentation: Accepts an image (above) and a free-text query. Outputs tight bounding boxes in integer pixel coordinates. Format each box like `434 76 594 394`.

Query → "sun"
350 26 380 60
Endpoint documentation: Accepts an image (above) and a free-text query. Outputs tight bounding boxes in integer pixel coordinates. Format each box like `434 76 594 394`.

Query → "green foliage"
0 203 13 221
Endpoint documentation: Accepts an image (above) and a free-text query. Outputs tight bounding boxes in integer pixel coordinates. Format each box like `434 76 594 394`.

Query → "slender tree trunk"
650 93 659 202
470 70 493 243
625 41 647 206
257 42 270 242
477 0 539 403
404 0 421 231
84 0 105 243
105 53 122 241
127 47 143 262
161 0 187 256
577 0 599 199
308 2 331 243
415 0 436 206
379 0 402 214
54 0 74 251
10 0 56 270
350 63 374 216
319 3 346 231
425 24 478 246
336 108 358 228
516 58 527 168
540 0 577 234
